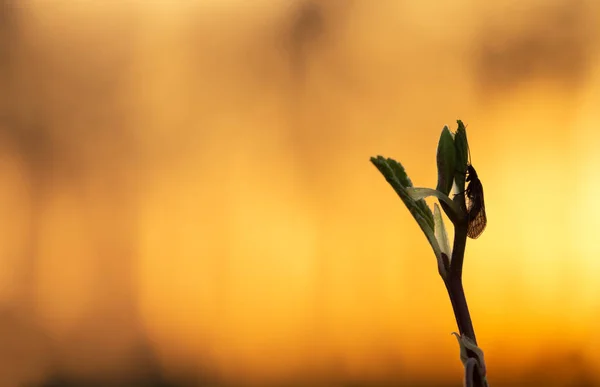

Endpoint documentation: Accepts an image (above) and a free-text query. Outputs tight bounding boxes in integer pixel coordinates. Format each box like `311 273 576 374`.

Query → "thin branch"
445 224 476 343
445 224 486 387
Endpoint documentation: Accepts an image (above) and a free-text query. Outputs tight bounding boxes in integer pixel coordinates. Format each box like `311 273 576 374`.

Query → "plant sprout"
370 120 489 387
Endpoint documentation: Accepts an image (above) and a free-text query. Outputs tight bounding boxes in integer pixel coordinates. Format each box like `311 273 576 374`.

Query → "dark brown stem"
445 275 476 344
445 224 476 343
444 223 485 387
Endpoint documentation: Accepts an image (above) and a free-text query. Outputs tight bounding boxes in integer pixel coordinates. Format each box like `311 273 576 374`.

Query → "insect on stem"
463 144 486 239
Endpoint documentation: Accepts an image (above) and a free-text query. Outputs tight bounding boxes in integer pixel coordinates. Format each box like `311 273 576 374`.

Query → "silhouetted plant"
370 120 488 387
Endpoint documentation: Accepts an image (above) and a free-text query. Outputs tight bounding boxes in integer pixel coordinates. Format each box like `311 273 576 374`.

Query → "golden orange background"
1 0 600 386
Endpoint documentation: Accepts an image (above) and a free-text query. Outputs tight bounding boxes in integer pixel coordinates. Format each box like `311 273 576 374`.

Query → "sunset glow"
1 0 600 386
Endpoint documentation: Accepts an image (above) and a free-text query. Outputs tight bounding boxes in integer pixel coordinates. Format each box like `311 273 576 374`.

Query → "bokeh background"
1 0 600 386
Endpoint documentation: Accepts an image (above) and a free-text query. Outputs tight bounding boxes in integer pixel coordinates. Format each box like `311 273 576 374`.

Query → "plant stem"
444 224 485 386
445 275 476 344
445 224 477 344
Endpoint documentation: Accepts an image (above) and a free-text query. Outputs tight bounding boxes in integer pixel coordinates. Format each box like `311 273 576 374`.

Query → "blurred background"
1 0 600 386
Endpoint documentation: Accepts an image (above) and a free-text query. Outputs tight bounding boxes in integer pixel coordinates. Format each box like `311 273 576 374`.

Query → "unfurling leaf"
436 125 457 196
434 203 451 258
370 156 449 274
454 120 469 196
370 156 434 231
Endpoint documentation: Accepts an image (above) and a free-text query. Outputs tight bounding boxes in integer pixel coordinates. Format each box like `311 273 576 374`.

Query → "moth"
456 125 487 238
464 163 486 239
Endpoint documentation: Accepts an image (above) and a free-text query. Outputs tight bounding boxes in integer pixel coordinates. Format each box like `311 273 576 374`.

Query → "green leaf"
370 156 434 230
406 187 461 221
454 120 469 195
371 156 433 231
436 126 456 195
434 203 451 258
370 156 449 276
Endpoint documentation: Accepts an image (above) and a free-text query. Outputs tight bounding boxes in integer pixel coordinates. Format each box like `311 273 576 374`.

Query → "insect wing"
467 205 487 239
466 182 486 239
